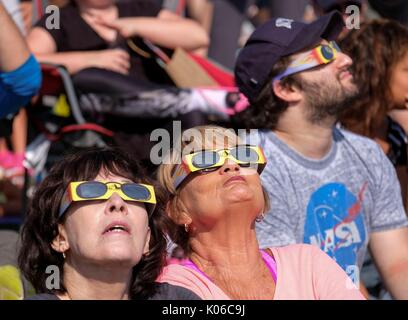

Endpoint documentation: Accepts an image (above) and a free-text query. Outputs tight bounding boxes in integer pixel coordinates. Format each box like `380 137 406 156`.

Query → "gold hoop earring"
184 224 189 233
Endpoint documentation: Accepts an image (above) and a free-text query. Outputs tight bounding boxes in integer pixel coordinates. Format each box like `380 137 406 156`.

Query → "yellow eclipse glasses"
59 181 156 218
273 41 341 81
172 145 267 189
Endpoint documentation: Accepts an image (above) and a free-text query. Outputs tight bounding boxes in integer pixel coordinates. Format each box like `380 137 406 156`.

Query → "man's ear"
272 79 302 103
51 224 70 253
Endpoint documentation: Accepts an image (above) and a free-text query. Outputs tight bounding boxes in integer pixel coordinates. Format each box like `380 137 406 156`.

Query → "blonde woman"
157 125 365 300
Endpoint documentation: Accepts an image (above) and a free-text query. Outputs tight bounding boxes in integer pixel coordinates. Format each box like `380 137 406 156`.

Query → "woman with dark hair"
339 19 408 211
18 147 200 300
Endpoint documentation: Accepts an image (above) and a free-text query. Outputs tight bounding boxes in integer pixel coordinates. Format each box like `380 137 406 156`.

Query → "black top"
35 0 167 84
387 117 407 167
25 283 201 300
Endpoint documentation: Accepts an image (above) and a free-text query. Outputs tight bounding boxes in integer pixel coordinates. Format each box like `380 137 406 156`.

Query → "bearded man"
234 12 408 299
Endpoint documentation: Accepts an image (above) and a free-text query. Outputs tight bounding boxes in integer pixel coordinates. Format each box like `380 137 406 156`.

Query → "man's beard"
301 73 359 124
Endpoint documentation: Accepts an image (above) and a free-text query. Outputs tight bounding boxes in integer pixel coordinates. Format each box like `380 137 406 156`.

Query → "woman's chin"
227 182 264 198
223 186 265 212
224 184 253 199
226 191 262 208
97 247 142 266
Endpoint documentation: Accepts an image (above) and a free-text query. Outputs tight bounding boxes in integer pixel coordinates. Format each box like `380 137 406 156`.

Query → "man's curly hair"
232 57 301 130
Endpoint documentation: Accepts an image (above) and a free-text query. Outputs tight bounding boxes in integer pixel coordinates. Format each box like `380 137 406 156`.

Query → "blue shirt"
0 54 42 119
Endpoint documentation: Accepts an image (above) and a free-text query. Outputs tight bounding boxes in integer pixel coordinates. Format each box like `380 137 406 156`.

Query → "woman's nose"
105 192 128 215
219 160 240 174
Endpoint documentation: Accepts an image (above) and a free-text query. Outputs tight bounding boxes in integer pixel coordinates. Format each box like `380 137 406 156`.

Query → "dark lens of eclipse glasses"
76 181 107 198
192 150 220 168
320 45 334 60
230 146 259 163
122 183 151 200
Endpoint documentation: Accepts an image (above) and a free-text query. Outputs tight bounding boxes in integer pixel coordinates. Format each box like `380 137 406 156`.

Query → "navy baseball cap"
313 0 362 13
234 11 344 102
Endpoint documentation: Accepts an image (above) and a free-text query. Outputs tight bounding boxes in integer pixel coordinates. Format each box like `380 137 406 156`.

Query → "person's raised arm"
0 2 30 72
186 0 213 34
97 9 209 51
0 2 41 118
27 27 130 75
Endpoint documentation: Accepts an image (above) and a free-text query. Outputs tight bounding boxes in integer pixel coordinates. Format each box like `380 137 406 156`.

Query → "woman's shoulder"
270 243 320 253
158 264 230 300
268 244 365 299
34 1 81 38
36 1 79 24
268 244 354 287
268 243 326 263
149 282 201 300
159 263 203 284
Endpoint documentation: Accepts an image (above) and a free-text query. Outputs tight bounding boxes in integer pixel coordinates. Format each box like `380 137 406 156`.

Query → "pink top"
158 244 365 300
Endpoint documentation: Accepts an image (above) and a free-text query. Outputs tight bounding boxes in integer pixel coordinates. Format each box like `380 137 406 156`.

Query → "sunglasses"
59 181 157 218
273 41 341 82
172 145 267 189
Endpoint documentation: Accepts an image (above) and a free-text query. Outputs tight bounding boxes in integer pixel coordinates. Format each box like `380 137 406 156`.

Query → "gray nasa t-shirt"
249 128 408 272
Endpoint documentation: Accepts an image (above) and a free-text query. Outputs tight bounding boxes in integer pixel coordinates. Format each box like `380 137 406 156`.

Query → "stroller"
24 0 248 191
